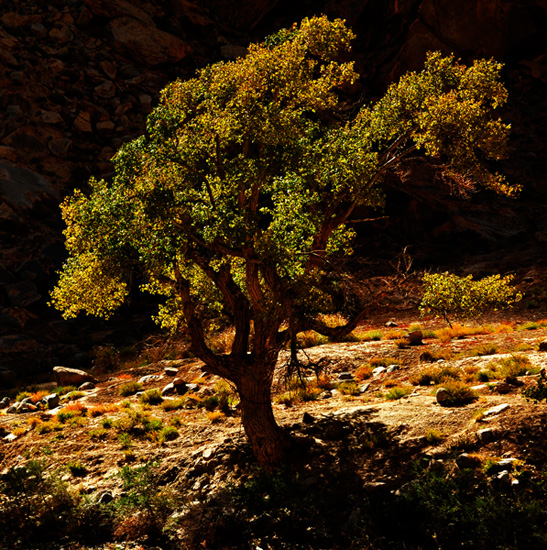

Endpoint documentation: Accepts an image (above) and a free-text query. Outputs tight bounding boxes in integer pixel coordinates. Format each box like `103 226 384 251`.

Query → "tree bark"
236 368 291 470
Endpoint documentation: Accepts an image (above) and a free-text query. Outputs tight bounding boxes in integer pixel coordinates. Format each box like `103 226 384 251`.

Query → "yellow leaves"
51 254 128 319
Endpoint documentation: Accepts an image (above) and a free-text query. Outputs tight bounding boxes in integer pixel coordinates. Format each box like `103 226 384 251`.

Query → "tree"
51 16 518 468
420 272 523 327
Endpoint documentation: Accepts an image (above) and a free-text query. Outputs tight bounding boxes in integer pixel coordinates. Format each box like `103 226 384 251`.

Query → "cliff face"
1 0 546 382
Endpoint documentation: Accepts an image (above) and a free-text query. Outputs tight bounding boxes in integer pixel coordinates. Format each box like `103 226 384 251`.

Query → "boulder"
538 341 547 351
407 330 423 345
53 366 97 386
42 393 60 409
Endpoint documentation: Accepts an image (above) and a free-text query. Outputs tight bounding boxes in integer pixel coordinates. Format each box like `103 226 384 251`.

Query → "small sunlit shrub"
384 386 412 400
438 380 477 406
139 388 163 406
119 381 143 397
337 381 360 396
355 364 373 381
159 425 179 443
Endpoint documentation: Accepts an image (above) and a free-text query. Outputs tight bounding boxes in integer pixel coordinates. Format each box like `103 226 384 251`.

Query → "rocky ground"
2 307 547 549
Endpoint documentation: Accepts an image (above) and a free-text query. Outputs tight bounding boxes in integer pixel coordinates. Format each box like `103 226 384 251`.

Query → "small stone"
493 381 512 394
41 110 63 124
94 81 116 98
79 381 95 390
337 372 354 381
372 366 386 377
456 453 481 470
54 366 97 386
359 383 370 393
407 330 423 345
483 404 510 417
477 428 496 442
0 397 10 409
302 412 315 424
42 393 60 409
165 367 179 377
96 120 115 132
435 387 450 405
538 341 547 352
319 390 332 399
138 374 163 384
73 111 93 133
162 383 176 395
385 321 398 327
386 364 399 373
48 138 72 156
470 384 489 393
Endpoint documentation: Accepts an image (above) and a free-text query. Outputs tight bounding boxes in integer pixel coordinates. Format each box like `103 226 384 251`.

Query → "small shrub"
27 416 43 428
30 390 49 404
383 378 399 388
35 421 64 434
316 374 333 389
470 343 499 357
67 460 87 477
384 386 412 400
355 364 373 381
207 411 225 423
438 380 477 406
517 321 539 331
425 430 445 444
161 397 187 411
296 330 329 348
119 381 143 397
496 354 534 377
139 388 164 405
64 391 85 401
360 330 383 342
16 391 31 402
88 428 109 440
522 369 547 402
159 425 179 443
52 386 77 396
118 433 134 450
101 417 114 429
337 381 361 396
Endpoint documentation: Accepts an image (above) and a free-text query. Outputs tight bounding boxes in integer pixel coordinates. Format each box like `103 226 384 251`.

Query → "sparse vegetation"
118 380 143 397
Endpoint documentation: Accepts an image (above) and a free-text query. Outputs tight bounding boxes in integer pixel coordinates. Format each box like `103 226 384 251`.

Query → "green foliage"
421 272 523 324
112 462 177 539
118 381 143 396
50 15 518 467
139 388 164 405
438 380 478 405
384 386 412 400
522 369 547 403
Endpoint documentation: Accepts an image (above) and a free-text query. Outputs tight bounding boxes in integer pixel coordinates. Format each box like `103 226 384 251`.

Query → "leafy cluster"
420 272 523 325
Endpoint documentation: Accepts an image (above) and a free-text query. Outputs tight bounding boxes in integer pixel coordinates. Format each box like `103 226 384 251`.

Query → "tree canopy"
51 16 517 467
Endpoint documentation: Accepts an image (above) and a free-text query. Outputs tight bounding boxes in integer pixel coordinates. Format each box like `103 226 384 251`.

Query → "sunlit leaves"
420 272 523 323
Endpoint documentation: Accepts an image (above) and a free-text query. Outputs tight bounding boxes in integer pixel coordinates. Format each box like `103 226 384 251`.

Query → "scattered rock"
138 374 163 384
162 382 176 395
477 428 496 442
386 364 399 373
456 453 482 469
337 372 354 381
385 321 398 327
42 393 60 409
538 341 547 351
372 366 386 377
435 387 450 405
302 412 315 424
0 396 10 409
79 381 95 390
483 404 510 417
165 366 179 376
492 381 512 394
53 366 97 386
407 330 423 345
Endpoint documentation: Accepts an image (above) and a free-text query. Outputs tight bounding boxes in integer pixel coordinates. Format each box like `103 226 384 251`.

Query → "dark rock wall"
0 0 546 381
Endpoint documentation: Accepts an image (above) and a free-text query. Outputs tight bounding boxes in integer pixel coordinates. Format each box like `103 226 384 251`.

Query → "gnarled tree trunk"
236 363 291 470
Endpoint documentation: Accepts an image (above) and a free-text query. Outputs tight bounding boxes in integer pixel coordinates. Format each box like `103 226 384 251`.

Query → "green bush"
421 272 522 325
119 381 143 397
139 388 164 405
